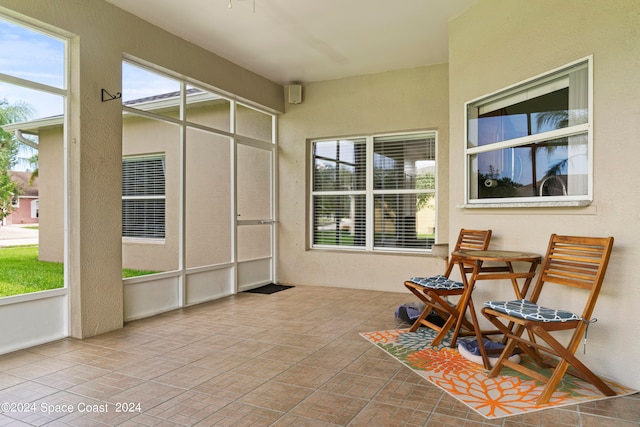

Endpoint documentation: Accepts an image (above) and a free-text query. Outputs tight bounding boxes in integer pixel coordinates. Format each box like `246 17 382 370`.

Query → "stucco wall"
278 65 450 291
38 127 64 263
448 0 640 390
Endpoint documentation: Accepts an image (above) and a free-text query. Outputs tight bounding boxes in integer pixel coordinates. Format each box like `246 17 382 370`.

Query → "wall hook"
101 88 122 102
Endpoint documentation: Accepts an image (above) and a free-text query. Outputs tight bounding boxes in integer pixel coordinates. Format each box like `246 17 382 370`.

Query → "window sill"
122 237 166 245
308 246 437 257
459 200 592 209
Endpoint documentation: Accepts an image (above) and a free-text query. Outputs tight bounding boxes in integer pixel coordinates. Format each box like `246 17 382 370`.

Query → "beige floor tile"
194 401 283 427
238 381 314 412
0 286 635 427
291 390 368 425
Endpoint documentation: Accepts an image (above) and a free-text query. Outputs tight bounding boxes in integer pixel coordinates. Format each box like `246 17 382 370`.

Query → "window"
311 131 436 252
465 58 592 205
122 155 166 239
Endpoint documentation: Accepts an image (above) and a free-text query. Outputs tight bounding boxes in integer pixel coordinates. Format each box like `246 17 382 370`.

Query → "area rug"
244 283 294 294
360 328 636 419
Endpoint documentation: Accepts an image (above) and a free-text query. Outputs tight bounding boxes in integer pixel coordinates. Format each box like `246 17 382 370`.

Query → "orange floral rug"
360 328 636 419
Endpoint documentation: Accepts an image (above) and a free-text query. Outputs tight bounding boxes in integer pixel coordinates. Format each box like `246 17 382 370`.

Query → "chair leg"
482 309 549 368
487 336 519 378
409 302 435 332
532 325 616 404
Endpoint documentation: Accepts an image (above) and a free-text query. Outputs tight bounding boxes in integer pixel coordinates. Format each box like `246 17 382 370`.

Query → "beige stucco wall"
37 127 64 263
36 103 268 273
448 0 640 390
278 65 450 291
0 0 283 338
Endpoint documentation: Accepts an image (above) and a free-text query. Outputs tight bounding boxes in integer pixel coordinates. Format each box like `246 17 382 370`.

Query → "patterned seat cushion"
408 275 464 290
483 299 582 322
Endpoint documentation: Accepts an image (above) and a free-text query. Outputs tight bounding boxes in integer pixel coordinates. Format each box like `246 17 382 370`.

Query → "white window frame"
31 199 39 219
309 130 438 253
464 56 593 207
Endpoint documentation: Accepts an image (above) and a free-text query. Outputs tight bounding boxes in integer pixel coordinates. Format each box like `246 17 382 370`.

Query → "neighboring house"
4 171 38 225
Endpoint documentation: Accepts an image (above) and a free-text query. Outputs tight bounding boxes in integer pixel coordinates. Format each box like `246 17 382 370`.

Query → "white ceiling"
105 0 478 85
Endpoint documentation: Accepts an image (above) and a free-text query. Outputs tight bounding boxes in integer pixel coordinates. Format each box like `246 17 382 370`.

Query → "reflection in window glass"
313 195 366 248
468 64 588 148
471 135 588 199
313 139 366 192
466 59 591 203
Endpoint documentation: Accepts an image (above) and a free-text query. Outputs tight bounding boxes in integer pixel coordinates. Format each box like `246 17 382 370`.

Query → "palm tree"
28 153 38 185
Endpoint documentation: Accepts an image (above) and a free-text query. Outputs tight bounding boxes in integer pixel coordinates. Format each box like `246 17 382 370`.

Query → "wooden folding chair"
481 234 615 404
404 229 492 346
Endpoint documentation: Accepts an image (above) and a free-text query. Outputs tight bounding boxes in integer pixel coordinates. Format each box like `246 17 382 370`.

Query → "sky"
0 18 65 119
0 17 174 171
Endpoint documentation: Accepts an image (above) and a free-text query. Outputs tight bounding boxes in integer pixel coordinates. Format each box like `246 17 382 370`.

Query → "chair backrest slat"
444 229 492 276
456 229 492 251
530 234 614 319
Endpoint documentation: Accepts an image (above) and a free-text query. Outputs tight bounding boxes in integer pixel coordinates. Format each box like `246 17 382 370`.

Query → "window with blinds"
122 155 166 238
465 58 592 204
311 131 437 252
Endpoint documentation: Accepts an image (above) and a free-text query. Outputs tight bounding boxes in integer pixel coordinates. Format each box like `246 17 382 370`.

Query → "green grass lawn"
0 245 63 297
0 246 158 297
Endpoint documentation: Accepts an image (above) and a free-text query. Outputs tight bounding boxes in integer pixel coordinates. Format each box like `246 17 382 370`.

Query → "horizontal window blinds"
122 155 166 238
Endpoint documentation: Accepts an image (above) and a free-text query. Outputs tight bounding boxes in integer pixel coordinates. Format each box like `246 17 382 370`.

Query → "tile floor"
0 285 637 426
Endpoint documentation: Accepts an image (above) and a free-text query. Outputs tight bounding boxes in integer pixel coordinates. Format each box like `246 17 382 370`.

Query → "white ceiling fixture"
105 0 478 85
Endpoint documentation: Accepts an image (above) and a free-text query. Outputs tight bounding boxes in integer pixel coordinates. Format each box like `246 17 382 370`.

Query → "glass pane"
470 134 588 199
313 139 366 191
374 194 434 250
313 195 365 248
237 144 271 220
122 62 181 120
374 133 435 190
468 63 588 148
185 129 232 268
185 85 231 132
236 104 272 142
0 18 65 89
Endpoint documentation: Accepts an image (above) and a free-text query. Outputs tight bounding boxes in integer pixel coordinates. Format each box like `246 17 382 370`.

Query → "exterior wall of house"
278 64 450 291
120 106 236 273
37 107 250 272
448 0 640 390
5 197 37 225
0 0 283 339
38 127 64 263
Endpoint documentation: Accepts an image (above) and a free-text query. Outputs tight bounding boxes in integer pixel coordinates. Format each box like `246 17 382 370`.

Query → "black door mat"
244 283 294 294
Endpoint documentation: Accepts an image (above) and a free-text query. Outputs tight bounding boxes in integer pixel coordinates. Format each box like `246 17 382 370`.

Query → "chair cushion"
484 299 582 322
408 275 464 290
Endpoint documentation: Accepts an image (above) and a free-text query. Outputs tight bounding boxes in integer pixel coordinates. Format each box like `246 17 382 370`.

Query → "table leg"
467 296 492 369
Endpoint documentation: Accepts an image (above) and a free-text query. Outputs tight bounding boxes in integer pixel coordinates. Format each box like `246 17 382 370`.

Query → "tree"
28 153 38 186
416 172 435 211
0 98 33 221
